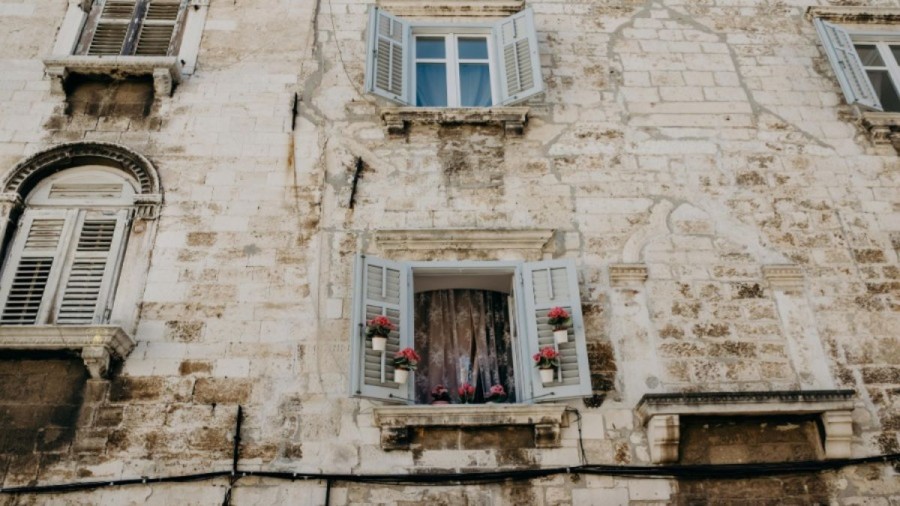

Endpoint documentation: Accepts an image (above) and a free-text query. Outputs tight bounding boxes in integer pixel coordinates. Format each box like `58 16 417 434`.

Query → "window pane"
459 63 492 107
416 63 448 106
458 37 488 60
854 45 884 67
416 37 445 59
891 45 900 65
867 70 900 112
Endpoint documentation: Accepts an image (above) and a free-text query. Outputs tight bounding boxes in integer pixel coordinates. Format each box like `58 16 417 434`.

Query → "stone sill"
43 55 182 97
376 228 554 252
0 324 135 379
380 107 529 137
373 404 568 450
806 6 900 23
376 0 524 17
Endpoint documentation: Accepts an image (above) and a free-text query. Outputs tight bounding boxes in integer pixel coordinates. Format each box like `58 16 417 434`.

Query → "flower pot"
540 368 555 384
432 400 450 405
371 336 387 351
553 329 568 343
394 368 409 383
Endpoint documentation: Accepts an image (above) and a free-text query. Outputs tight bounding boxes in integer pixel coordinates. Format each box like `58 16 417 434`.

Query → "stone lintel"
376 228 554 252
376 0 524 17
380 107 529 138
0 325 135 378
762 264 804 291
806 6 900 24
373 404 568 450
43 56 182 97
609 264 649 287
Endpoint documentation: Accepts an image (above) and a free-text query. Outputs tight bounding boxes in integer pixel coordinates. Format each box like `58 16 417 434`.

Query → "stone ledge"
637 390 856 463
376 0 524 17
376 228 554 252
373 404 569 450
380 107 529 137
806 6 900 23
43 55 182 97
0 325 136 379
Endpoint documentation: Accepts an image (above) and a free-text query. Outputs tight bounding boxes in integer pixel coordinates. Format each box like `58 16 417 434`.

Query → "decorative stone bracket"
0 325 136 379
43 56 182 97
380 107 529 138
609 264 649 287
372 404 569 451
637 390 856 463
762 264 804 292
858 112 900 154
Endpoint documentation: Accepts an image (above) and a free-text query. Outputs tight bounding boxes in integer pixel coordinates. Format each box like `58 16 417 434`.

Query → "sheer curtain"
413 289 514 404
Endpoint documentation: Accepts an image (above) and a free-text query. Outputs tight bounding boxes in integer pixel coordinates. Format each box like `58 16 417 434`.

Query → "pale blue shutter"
364 7 410 104
349 255 411 402
814 19 882 111
521 259 591 401
493 8 544 105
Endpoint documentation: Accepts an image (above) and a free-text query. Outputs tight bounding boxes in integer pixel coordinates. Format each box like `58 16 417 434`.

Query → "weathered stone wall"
0 0 898 504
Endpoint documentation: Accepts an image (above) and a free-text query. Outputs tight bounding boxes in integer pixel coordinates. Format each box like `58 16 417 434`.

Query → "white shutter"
349 255 411 402
86 0 139 55
493 8 544 105
814 19 883 111
135 0 185 56
53 210 129 324
364 7 410 105
521 259 591 401
0 210 76 325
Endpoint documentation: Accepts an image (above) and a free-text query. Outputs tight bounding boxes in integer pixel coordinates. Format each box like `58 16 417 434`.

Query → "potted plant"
533 346 560 384
547 306 571 343
431 385 451 405
458 383 475 404
485 384 507 403
366 315 395 352
393 347 420 383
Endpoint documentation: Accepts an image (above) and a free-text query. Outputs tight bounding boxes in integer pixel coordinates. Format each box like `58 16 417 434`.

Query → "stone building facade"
0 0 898 504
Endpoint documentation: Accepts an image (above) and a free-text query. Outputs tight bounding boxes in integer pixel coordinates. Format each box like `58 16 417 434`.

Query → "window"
349 257 593 404
0 168 134 325
76 0 188 57
364 7 543 107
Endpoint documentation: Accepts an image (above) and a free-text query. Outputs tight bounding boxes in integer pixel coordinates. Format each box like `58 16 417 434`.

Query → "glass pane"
459 63 492 107
458 37 488 60
416 37 445 59
867 70 900 112
891 45 900 65
416 63 448 106
855 45 884 67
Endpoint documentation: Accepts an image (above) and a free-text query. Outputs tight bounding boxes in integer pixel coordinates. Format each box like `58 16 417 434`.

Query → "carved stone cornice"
762 264 804 291
806 6 900 24
857 111 900 153
376 228 554 252
134 193 163 220
376 0 524 17
609 264 648 287
0 325 135 379
380 107 529 137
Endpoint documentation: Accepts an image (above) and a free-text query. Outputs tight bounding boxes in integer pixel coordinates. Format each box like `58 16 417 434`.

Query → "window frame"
412 31 499 107
849 34 900 112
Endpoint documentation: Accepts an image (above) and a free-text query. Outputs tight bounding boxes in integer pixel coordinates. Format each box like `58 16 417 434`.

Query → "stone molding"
376 0 524 17
0 325 136 379
43 56 182 97
806 7 900 24
637 390 856 463
762 264 804 291
380 107 529 137
373 404 569 450
609 264 648 287
858 112 900 153
376 228 554 252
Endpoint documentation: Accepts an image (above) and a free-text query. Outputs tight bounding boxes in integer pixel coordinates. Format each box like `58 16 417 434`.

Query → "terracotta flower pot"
371 336 387 351
432 400 450 405
553 329 568 343
394 368 409 383
540 368 555 384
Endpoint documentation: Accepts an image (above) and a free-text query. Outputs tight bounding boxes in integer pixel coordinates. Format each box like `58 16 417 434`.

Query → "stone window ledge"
373 404 569 450
0 325 135 379
43 55 182 97
637 390 856 464
380 107 529 137
376 0 524 17
806 7 900 23
376 228 554 253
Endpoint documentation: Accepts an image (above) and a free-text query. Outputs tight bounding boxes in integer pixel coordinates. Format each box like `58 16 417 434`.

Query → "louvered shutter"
364 7 410 104
85 0 140 56
521 259 591 401
493 8 544 105
0 210 76 325
53 210 129 324
349 255 411 402
814 19 882 111
135 0 186 56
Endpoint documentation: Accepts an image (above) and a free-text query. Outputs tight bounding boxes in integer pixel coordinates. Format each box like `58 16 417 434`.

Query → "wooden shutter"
814 19 882 111
521 259 591 401
365 7 410 104
84 0 140 55
349 255 411 402
53 211 129 324
493 8 544 105
0 210 75 324
135 0 186 56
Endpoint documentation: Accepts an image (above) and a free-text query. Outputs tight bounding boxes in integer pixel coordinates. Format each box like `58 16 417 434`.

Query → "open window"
814 19 895 111
349 256 592 404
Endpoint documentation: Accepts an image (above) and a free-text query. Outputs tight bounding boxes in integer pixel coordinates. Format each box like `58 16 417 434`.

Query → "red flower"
393 347 420 370
489 384 505 396
458 383 475 396
548 307 569 319
369 315 395 328
533 346 560 369
547 306 571 329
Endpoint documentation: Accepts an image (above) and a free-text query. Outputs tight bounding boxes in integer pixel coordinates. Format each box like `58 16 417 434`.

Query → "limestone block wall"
0 0 897 504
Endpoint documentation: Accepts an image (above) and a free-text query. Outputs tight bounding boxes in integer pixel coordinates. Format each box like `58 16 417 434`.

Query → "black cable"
564 407 588 465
